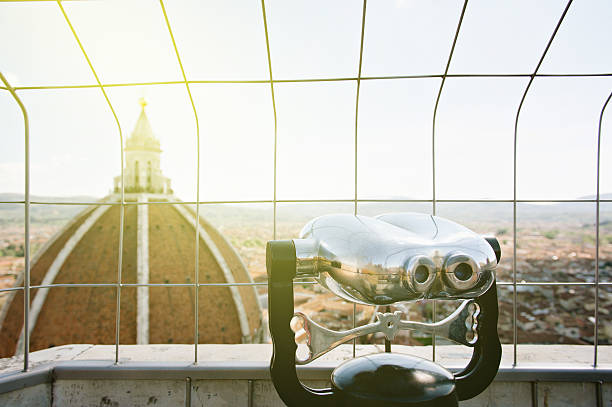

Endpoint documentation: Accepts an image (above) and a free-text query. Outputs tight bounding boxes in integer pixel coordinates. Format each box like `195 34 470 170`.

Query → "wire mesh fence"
0 0 610 372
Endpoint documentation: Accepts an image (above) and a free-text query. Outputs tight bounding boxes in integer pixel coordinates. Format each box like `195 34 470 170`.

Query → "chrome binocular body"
295 212 499 305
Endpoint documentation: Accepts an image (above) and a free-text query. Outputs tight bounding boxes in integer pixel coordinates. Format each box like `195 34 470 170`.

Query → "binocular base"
331 353 458 407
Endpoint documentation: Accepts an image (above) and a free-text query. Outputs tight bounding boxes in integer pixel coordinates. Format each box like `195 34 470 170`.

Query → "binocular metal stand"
267 234 501 406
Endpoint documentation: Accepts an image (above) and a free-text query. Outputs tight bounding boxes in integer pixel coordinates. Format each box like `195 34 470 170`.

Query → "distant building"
0 100 263 357
114 98 172 194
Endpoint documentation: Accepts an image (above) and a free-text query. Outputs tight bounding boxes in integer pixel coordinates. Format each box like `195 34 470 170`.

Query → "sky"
0 0 611 201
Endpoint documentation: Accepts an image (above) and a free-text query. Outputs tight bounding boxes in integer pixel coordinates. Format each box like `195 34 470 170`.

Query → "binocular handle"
454 277 502 400
266 240 501 406
267 240 336 406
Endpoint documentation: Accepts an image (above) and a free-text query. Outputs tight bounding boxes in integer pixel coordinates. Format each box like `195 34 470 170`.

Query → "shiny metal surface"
331 353 457 404
293 299 479 364
295 212 497 305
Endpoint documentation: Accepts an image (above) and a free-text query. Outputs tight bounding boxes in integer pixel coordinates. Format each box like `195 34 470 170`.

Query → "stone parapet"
0 344 611 406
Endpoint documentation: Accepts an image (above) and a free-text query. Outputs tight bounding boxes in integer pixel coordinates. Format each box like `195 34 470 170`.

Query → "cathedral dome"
0 102 263 356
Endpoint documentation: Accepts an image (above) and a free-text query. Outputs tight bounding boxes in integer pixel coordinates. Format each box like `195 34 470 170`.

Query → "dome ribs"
0 197 263 355
148 203 243 343
28 204 138 351
0 206 95 357
194 216 263 343
148 203 197 344
173 203 250 343
136 196 150 344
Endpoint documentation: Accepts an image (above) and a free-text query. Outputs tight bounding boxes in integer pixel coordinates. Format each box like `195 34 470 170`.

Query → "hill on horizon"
1 192 611 227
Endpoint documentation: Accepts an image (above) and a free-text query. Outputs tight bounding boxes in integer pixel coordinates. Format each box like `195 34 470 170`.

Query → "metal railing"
0 0 610 374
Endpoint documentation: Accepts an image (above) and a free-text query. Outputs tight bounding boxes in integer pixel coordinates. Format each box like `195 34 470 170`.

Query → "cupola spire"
114 99 171 194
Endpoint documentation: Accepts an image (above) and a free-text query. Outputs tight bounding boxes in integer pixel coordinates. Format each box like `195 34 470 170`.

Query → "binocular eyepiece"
404 251 482 294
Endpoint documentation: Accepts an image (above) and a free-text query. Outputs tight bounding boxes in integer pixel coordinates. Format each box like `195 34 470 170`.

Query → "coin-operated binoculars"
267 213 502 407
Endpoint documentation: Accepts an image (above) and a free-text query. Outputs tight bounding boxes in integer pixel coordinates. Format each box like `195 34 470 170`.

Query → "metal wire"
496 281 612 287
54 0 126 365
8 73 612 92
531 381 539 407
259 0 278 240
0 286 26 293
4 280 611 295
594 91 612 367
0 72 30 372
430 0 469 361
158 0 201 364
351 0 368 359
2 0 85 2
354 0 367 215
1 198 611 206
512 0 574 366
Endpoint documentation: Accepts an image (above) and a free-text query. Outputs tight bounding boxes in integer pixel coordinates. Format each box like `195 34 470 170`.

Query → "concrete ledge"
0 366 52 395
42 360 612 383
52 360 276 381
0 344 610 402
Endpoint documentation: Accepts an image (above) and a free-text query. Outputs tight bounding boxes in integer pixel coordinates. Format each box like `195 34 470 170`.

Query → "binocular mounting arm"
294 299 479 364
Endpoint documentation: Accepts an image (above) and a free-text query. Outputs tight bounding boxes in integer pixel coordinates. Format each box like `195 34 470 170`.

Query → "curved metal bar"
0 72 31 372
512 0 574 366
351 0 368 359
431 0 469 360
258 0 278 241
158 0 202 363
594 90 612 367
55 0 126 364
432 0 469 217
354 0 367 215
260 9 334 404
